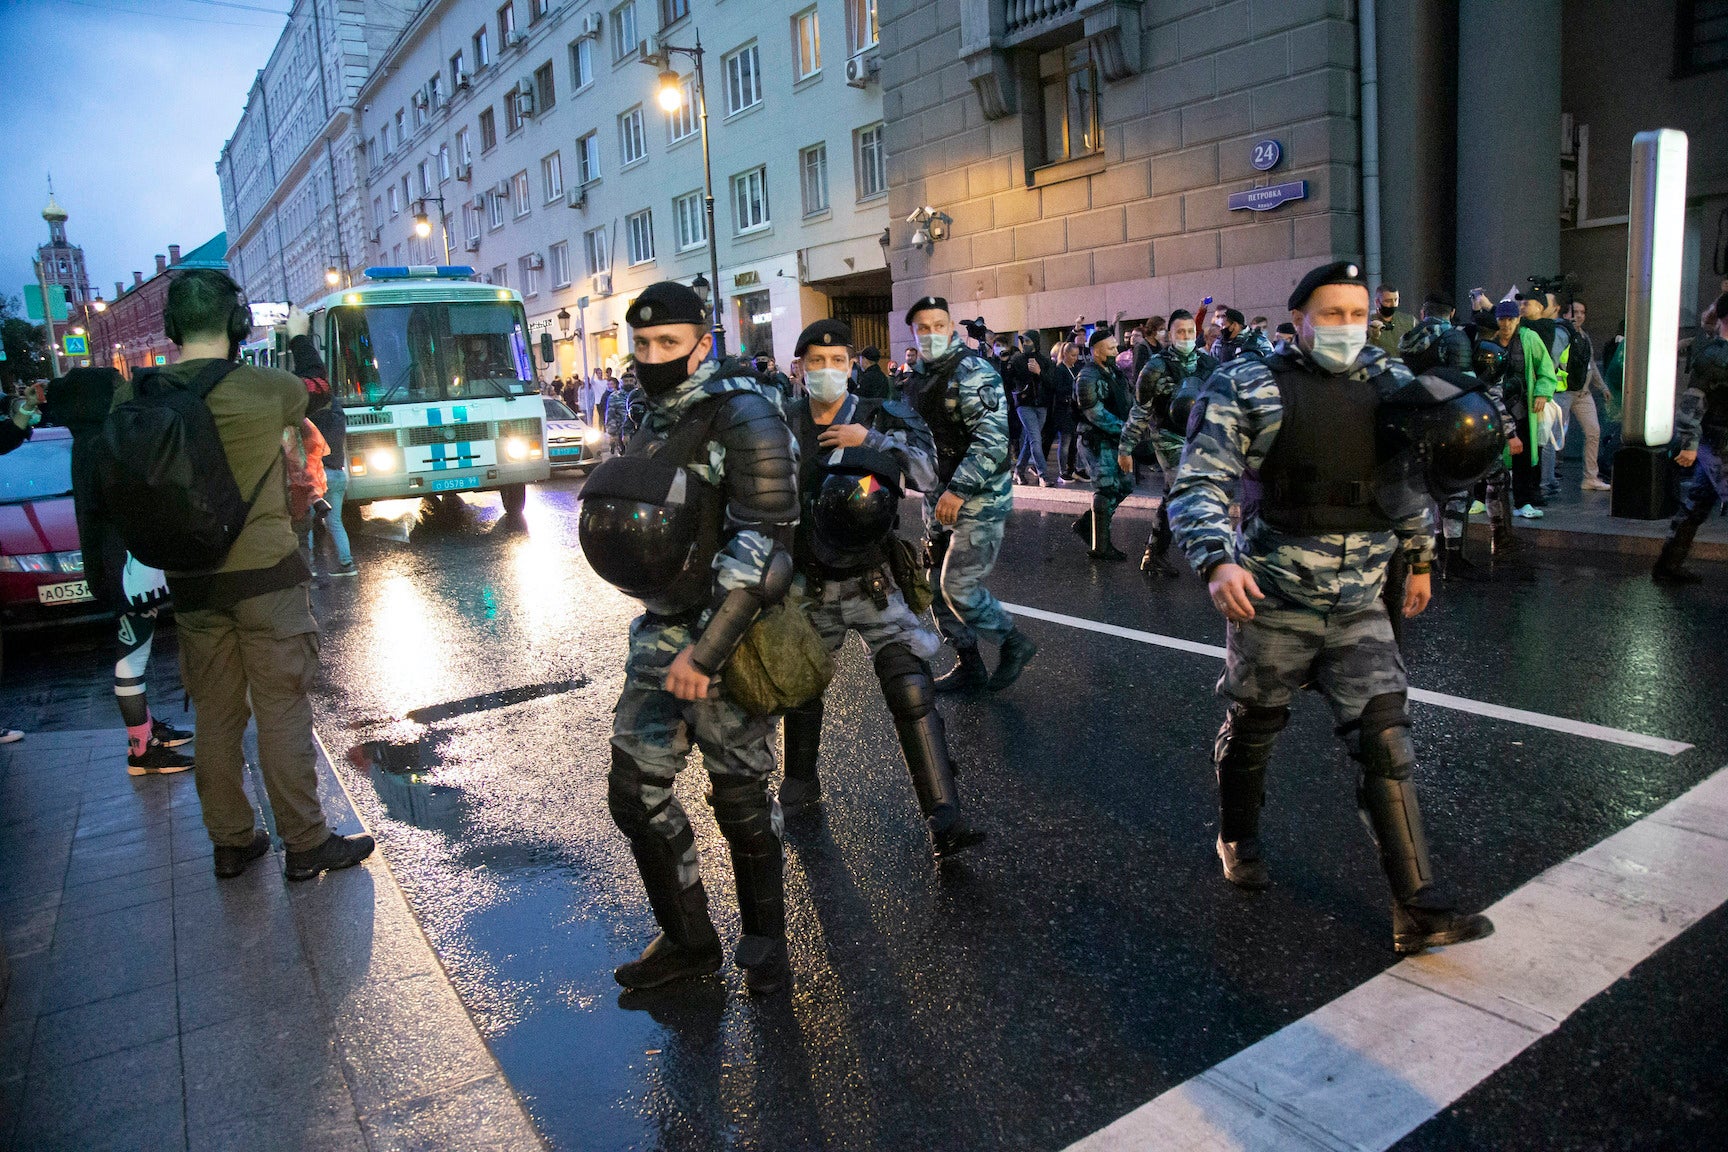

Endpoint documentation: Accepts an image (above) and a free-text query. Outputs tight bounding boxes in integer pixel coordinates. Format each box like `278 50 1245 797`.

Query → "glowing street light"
413 211 432 239
641 38 725 355
325 266 341 286
656 70 683 112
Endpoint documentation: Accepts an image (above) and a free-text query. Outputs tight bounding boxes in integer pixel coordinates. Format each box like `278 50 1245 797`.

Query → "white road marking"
1002 603 1693 757
1064 763 1728 1152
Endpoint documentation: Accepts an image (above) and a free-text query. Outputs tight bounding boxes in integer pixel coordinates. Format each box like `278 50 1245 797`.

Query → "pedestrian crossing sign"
63 333 88 356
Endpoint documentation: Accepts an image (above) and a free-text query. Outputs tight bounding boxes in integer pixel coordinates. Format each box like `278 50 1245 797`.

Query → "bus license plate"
429 476 481 493
38 580 94 606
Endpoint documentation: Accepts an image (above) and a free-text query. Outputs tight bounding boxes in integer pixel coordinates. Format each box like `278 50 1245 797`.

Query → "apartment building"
346 0 892 376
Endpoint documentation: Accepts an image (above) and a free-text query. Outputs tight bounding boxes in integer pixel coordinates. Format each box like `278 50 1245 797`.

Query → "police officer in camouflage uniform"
1654 291 1728 584
1074 329 1135 561
1169 261 1494 956
578 282 801 995
776 319 987 858
1215 307 1275 364
1121 309 1218 576
901 296 1039 694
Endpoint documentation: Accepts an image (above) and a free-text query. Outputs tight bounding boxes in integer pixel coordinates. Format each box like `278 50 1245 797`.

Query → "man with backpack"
103 269 374 882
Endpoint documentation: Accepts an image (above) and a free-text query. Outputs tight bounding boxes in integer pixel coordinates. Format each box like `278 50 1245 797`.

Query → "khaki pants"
1567 388 1603 483
176 583 329 852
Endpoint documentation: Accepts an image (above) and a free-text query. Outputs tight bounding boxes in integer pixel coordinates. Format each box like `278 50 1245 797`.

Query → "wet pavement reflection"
307 480 1728 1152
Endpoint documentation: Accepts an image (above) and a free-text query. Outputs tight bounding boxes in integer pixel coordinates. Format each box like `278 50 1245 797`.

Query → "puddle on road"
349 737 467 832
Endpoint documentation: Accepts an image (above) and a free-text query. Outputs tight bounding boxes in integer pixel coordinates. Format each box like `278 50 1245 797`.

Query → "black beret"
1287 261 1367 310
794 318 853 357
1424 291 1455 310
860 345 881 361
1222 307 1247 327
1168 308 1194 322
1087 328 1115 348
904 295 949 325
626 281 708 328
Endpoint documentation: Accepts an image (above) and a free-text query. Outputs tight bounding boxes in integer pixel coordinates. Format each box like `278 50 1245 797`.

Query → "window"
479 107 497 151
846 0 878 54
395 108 405 143
519 255 540 297
512 170 532 217
626 209 656 265
473 27 490 68
619 106 647 165
666 75 697 141
793 8 821 80
465 204 482 244
531 0 550 20
732 165 769 233
800 143 828 215
491 262 508 287
498 3 515 46
673 190 706 250
366 136 379 172
418 160 431 197
570 37 593 89
577 130 601 183
724 43 762 114
401 175 412 213
659 0 689 27
429 73 444 109
505 89 523 134
534 61 556 112
1038 42 1102 166
549 240 571 287
380 121 391 154
855 123 887 200
457 127 472 166
450 50 466 90
489 189 506 228
584 226 610 275
384 187 397 216
413 96 426 130
541 152 564 202
611 2 638 62
1678 0 1728 73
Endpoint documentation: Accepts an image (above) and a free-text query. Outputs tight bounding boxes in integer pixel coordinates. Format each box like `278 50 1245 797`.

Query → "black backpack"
97 360 279 572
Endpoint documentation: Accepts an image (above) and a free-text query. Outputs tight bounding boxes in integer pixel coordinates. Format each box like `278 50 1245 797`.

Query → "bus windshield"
330 300 535 406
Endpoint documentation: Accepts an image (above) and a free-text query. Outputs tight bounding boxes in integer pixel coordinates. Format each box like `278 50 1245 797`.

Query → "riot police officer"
777 319 987 859
1169 261 1497 956
1654 291 1728 583
578 282 800 994
1120 309 1218 575
1075 329 1135 561
901 296 1038 694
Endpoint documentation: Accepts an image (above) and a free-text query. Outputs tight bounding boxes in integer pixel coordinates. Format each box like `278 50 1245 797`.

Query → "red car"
0 426 99 623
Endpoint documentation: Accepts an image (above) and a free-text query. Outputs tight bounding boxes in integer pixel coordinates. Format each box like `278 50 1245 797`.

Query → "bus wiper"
370 365 415 410
466 376 518 401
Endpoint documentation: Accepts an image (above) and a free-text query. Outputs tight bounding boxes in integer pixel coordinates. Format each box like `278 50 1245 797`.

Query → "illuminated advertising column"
1612 129 1689 520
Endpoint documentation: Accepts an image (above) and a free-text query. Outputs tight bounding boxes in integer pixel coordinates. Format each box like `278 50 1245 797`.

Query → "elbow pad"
689 550 792 675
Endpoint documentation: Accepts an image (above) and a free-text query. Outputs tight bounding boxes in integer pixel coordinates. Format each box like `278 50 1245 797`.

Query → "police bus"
312 266 549 514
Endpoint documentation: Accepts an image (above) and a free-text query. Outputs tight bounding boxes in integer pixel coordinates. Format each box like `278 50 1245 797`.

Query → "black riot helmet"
1376 367 1506 515
577 455 722 613
1472 341 1505 383
809 446 904 569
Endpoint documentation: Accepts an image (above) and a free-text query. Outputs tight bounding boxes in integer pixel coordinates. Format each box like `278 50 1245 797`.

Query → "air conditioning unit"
506 29 526 48
578 13 601 39
528 252 545 270
455 69 471 91
455 162 472 182
495 179 512 197
368 227 382 243
514 78 536 117
566 186 587 210
845 51 881 89
412 87 429 109
472 193 488 209
591 271 612 297
465 237 481 252
634 39 650 59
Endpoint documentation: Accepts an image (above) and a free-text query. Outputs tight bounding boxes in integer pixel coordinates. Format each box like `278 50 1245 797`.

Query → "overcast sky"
0 0 287 310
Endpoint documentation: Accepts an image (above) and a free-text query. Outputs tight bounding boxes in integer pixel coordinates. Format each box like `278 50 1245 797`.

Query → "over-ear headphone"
162 269 252 346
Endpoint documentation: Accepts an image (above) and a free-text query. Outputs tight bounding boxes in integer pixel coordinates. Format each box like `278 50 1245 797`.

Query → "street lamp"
643 36 726 357
556 307 572 338
412 196 451 264
691 272 711 307
325 266 341 287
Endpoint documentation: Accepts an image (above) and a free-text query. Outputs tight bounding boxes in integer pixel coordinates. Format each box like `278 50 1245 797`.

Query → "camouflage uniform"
904 346 1016 648
1122 345 1220 569
1217 326 1276 364
1076 356 1135 554
1656 334 1728 578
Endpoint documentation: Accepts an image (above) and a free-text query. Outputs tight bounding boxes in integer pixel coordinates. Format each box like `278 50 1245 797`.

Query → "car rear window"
543 397 576 421
0 436 74 505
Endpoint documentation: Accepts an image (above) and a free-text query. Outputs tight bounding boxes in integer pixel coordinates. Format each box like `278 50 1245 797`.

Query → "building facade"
341 0 892 377
35 193 97 366
86 235 229 377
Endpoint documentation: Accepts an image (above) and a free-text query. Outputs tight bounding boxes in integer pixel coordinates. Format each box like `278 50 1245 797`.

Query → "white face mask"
917 331 952 361
804 368 849 404
1173 338 1197 356
1304 324 1367 373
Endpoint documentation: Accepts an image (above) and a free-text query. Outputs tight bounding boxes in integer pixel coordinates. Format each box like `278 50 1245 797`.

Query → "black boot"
1653 522 1702 584
1441 537 1478 580
1071 509 1093 544
1353 698 1493 955
877 645 986 860
709 777 789 994
1213 704 1286 890
1086 497 1127 561
932 644 989 693
778 698 824 811
1141 515 1178 576
987 628 1039 691
613 878 724 989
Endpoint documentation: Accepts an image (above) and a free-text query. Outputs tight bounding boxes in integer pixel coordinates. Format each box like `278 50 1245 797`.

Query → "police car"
543 397 602 471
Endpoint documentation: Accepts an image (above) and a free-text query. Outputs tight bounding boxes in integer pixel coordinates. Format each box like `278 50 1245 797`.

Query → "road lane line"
1063 763 1728 1152
1001 603 1693 757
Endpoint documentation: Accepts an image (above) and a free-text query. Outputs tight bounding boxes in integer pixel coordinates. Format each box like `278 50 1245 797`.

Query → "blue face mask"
1304 324 1368 373
1173 339 1197 356
917 332 952 361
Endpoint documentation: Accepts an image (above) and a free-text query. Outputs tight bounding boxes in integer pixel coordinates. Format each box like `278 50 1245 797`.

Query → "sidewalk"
0 667 544 1150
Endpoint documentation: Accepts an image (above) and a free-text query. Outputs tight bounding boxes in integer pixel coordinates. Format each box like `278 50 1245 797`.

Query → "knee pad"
607 745 666 839
874 643 934 722
707 775 775 845
1215 703 1288 769
1351 692 1416 781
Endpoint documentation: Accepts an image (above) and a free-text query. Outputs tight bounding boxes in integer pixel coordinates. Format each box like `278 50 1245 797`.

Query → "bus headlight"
503 436 531 462
367 447 399 473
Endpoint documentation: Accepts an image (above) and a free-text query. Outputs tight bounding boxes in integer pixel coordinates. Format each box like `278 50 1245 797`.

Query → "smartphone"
1202 296 1214 307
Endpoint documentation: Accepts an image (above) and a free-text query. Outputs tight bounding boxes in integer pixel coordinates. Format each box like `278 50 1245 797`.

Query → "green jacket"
1517 326 1558 446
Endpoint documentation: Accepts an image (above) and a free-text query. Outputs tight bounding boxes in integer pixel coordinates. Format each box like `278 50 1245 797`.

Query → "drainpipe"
1358 0 1382 288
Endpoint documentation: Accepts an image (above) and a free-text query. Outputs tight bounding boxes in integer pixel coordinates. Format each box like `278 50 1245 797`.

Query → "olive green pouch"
886 535 935 614
722 595 834 716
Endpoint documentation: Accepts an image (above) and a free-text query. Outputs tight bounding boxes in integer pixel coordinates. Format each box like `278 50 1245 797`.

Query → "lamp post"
644 36 725 357
413 195 452 265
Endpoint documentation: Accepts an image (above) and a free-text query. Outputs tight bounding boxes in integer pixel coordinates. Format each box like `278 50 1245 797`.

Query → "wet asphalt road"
302 479 1728 1152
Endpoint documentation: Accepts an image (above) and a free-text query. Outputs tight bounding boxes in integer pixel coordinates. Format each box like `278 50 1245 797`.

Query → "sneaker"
329 561 358 577
1514 504 1544 519
1468 500 1487 515
0 725 21 745
151 719 193 748
1581 478 1612 491
213 828 272 879
284 832 376 881
1217 835 1271 890
127 739 194 775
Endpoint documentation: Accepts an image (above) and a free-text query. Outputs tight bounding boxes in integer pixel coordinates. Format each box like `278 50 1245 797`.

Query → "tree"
0 295 50 388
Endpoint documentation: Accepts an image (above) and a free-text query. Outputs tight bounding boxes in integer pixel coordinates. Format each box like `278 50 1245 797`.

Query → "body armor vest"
911 361 978 485
1253 361 1394 535
791 396 888 574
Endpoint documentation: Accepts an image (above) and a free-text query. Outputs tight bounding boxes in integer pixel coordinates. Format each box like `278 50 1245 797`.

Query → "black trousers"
1510 442 1541 507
